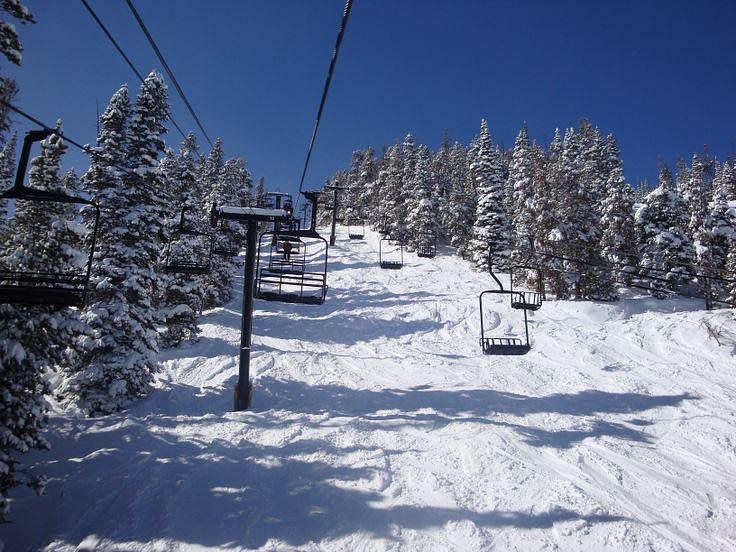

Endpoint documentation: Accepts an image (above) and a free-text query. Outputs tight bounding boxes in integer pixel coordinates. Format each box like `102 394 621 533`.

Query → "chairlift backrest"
0 129 101 307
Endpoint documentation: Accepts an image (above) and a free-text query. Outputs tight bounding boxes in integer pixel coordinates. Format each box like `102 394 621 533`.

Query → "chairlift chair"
478 253 533 355
348 218 365 240
254 192 328 304
212 220 240 257
379 237 403 269
508 239 544 311
0 129 101 308
162 207 213 274
416 231 437 258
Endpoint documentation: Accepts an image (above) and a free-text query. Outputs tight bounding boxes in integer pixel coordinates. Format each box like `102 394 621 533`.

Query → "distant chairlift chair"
0 129 101 307
213 220 240 257
509 239 544 311
478 253 535 355
162 207 213 274
416 231 437 258
348 218 365 240
379 237 404 269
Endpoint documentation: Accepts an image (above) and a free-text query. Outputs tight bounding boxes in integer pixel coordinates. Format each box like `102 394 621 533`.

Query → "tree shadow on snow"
3 411 630 550
253 378 693 450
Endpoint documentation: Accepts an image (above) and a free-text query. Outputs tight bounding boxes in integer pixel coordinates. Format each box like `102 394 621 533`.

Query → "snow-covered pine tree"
68 74 169 415
383 144 404 237
201 138 229 309
344 149 364 223
600 135 638 284
356 147 378 225
0 0 34 67
508 123 534 268
393 133 416 241
406 145 438 251
1 125 88 518
157 133 204 347
635 164 695 298
432 131 452 241
443 142 473 257
540 128 571 298
469 119 509 272
254 176 265 207
0 132 16 243
709 162 734 274
553 125 615 300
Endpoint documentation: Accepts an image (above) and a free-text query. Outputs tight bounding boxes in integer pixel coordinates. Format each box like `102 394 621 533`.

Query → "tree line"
326 119 736 303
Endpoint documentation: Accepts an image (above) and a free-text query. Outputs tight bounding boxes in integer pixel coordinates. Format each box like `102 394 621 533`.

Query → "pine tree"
0 0 34 67
406 145 437 250
0 126 87 519
469 119 509 271
68 74 169 415
383 144 404 237
635 165 695 297
201 138 233 309
0 132 16 244
600 135 638 284
508 123 534 266
444 142 474 256
157 134 204 347
254 176 266 206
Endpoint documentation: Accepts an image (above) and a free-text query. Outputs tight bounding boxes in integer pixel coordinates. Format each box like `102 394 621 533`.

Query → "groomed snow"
4 228 736 551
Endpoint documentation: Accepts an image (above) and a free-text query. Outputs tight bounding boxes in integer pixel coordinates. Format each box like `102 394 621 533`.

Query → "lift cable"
124 0 214 148
516 245 734 305
79 0 191 146
2 100 139 179
297 0 354 198
517 242 736 285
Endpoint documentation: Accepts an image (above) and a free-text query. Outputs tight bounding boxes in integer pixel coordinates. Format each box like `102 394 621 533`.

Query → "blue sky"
5 0 736 194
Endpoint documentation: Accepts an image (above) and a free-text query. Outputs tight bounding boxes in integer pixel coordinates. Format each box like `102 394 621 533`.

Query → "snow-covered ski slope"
5 229 736 552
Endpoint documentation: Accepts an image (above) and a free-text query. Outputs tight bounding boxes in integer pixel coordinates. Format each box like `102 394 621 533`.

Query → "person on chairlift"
282 239 293 262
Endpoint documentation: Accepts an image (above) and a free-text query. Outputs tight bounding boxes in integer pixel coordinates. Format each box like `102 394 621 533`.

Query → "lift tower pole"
324 182 345 246
210 203 290 411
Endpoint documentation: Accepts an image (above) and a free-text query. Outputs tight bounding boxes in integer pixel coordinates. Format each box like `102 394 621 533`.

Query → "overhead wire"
79 0 191 146
2 100 138 179
123 0 214 148
297 0 354 200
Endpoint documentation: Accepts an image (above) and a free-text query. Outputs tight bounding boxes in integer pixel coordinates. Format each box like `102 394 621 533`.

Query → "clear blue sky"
5 0 736 193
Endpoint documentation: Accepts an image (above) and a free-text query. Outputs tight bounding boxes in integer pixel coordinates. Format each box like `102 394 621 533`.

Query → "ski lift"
379 237 403 269
509 239 544 311
416 231 437 258
254 192 328 304
212 220 240 257
348 217 365 240
162 207 213 274
478 254 532 355
0 130 101 308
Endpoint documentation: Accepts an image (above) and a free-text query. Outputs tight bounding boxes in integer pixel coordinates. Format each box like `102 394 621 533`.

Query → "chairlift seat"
510 291 543 311
480 337 531 355
380 260 403 270
0 271 88 307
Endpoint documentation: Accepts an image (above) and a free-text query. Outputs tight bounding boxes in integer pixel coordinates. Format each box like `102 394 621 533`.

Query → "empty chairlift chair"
348 218 365 240
379 237 403 269
509 241 544 311
162 207 213 274
478 258 533 355
212 220 240 257
416 231 437 258
0 129 101 307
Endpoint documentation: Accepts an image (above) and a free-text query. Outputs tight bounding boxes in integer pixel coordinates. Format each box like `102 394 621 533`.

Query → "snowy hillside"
4 228 736 552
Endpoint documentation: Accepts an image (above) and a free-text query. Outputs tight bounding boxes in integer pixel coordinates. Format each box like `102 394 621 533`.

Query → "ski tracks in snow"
3 229 736 551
